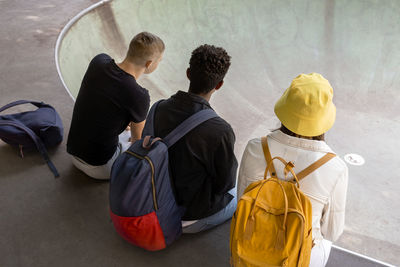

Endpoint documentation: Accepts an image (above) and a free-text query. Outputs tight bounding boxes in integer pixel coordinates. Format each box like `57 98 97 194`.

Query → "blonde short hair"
126 32 165 65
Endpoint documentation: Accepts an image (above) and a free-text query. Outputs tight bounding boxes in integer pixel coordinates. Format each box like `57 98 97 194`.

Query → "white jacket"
237 130 348 243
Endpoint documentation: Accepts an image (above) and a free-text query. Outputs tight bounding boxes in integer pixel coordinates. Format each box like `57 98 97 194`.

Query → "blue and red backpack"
109 100 218 251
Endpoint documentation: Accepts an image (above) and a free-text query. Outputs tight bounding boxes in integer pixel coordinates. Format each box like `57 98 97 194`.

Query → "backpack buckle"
283 161 295 177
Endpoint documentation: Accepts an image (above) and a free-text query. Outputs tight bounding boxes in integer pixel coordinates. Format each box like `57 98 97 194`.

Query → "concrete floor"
0 0 399 266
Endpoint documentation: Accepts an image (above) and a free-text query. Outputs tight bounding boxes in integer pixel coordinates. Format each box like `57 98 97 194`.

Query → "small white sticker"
344 154 365 166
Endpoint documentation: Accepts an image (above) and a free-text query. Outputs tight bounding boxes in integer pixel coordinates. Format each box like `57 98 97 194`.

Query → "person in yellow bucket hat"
274 73 336 138
237 73 348 267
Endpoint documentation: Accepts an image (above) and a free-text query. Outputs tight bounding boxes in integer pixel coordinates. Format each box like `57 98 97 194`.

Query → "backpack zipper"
144 155 158 211
125 150 159 211
19 144 24 158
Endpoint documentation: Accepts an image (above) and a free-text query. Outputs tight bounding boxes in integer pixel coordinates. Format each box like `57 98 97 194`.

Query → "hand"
130 120 145 143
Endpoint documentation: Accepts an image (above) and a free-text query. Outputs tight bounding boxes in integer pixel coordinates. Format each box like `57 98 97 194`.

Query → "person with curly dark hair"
188 44 231 96
148 44 237 233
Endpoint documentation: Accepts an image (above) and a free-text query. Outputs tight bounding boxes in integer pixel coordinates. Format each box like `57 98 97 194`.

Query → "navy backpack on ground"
0 100 63 177
109 100 218 251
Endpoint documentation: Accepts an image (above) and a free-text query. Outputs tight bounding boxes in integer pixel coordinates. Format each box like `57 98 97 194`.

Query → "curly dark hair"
280 124 325 141
188 44 231 94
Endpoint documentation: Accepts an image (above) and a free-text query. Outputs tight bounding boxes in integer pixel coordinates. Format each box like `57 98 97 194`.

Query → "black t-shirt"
153 91 238 220
67 54 150 165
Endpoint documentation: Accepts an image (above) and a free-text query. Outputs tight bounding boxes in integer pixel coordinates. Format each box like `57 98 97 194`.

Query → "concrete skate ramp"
56 0 400 265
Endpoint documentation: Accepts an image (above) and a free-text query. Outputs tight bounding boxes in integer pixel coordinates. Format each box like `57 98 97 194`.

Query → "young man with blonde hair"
67 32 164 180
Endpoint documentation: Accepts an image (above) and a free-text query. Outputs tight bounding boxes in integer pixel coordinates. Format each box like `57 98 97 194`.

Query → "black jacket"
153 91 237 220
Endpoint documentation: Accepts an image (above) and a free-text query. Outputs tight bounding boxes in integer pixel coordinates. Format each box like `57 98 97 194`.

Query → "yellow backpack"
230 137 335 267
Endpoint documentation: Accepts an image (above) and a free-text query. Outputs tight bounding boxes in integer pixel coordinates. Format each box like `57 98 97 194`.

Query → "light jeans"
310 239 332 267
182 188 237 234
70 130 131 180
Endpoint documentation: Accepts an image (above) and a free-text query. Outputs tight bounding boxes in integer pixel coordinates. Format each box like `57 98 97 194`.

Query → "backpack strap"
0 100 46 113
296 153 336 181
163 109 218 148
142 100 219 148
0 120 59 177
142 100 163 137
261 136 277 178
261 136 336 180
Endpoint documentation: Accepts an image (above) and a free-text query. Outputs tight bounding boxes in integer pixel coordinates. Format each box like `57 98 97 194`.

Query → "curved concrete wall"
56 0 400 264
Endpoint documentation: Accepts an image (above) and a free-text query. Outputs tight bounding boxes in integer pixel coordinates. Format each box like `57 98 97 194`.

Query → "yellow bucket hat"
274 73 336 137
